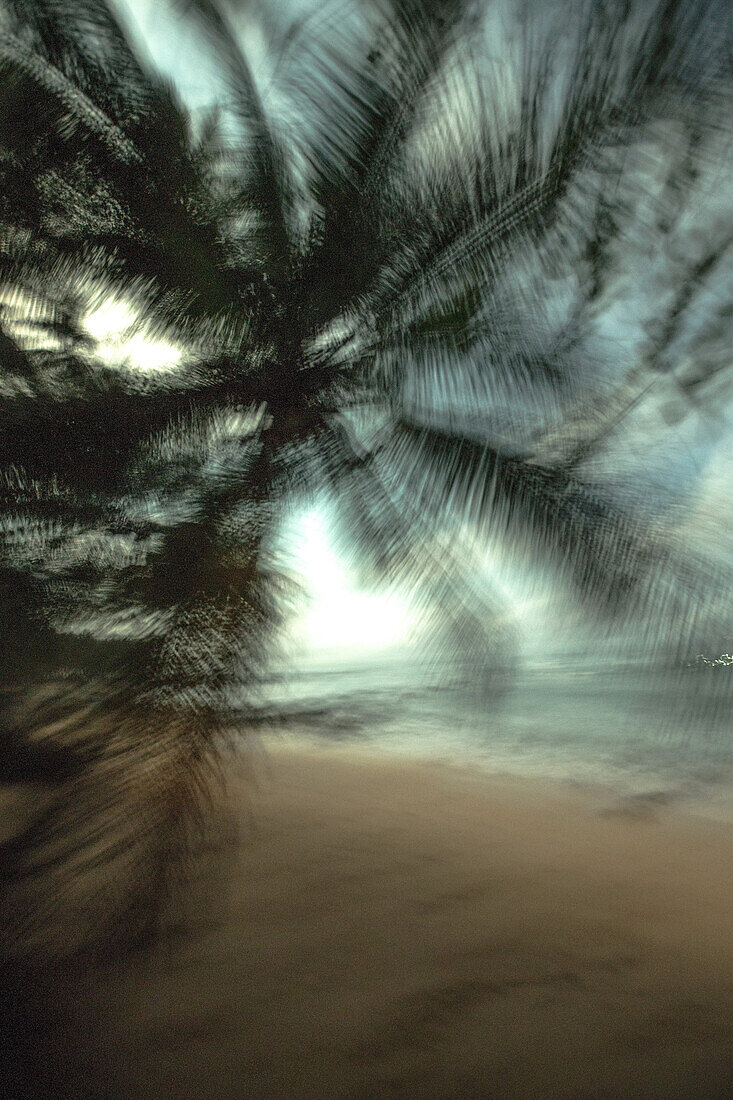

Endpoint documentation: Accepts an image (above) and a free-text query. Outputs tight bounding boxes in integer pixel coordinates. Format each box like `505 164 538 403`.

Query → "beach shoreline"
6 742 733 1097
255 730 733 825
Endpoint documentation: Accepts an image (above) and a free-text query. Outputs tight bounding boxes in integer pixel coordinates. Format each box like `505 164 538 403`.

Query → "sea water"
253 651 733 819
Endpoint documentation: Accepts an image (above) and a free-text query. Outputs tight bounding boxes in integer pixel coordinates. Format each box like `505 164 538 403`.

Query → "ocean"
253 651 733 820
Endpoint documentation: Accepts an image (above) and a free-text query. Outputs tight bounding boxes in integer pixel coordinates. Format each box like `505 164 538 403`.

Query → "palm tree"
0 0 730 956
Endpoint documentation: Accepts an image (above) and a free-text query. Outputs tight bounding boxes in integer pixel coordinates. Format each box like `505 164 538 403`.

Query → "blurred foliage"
0 0 731 955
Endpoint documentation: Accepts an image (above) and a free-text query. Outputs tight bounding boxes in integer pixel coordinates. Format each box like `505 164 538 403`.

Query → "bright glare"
288 511 414 656
83 298 137 340
84 299 182 372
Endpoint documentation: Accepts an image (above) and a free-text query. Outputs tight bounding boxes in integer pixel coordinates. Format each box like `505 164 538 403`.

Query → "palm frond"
348 0 727 345
384 418 702 647
312 417 518 684
170 0 296 257
0 28 143 163
286 0 478 329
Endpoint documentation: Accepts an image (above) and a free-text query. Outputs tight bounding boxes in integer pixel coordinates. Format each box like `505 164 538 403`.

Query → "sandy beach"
7 742 733 1098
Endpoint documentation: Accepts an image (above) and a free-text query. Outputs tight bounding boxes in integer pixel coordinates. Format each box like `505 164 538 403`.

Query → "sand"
7 742 733 1098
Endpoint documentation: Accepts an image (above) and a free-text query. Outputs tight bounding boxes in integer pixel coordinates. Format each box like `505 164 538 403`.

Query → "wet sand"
9 743 733 1098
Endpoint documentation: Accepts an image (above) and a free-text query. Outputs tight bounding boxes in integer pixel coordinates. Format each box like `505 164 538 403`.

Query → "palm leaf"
349 0 726 342
388 418 659 612
288 0 477 329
